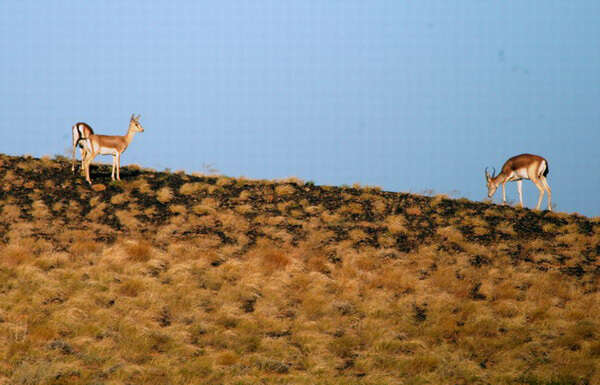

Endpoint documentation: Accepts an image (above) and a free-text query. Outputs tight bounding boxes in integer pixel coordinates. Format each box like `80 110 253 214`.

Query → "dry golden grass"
86 201 107 222
275 184 297 196
320 210 343 225
200 197 218 208
0 153 598 385
123 239 154 262
0 243 31 267
168 204 187 215
179 182 202 195
30 200 51 219
69 238 103 257
192 204 216 216
436 225 464 243
130 177 153 194
216 176 234 187
339 202 364 216
1 203 23 222
405 205 422 216
234 203 254 215
110 192 129 205
371 197 388 216
384 214 408 235
156 186 173 203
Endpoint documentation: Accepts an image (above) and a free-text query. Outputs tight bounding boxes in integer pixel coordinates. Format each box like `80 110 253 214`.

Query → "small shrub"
0 244 31 266
110 193 129 205
275 184 296 196
385 215 408 235
119 279 145 297
405 206 422 216
157 187 174 203
180 182 202 195
31 200 51 219
125 240 153 262
217 351 239 366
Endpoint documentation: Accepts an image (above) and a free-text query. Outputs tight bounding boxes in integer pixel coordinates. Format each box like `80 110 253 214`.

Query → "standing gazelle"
485 153 552 211
82 114 145 184
71 122 94 173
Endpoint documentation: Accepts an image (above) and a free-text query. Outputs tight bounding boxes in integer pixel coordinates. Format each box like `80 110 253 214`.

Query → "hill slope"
0 153 598 385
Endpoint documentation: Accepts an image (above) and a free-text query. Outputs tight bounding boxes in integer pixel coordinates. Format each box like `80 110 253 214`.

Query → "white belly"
97 146 118 156
508 168 529 181
83 140 119 156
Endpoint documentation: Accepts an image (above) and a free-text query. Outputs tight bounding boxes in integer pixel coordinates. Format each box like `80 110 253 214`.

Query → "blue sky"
1 1 599 216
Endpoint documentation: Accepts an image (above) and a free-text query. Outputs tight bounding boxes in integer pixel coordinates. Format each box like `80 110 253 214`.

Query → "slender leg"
80 148 87 175
111 156 116 181
71 143 77 173
502 183 507 205
116 153 121 180
532 179 545 210
517 180 523 208
84 154 90 184
83 154 92 184
83 152 96 184
541 177 552 211
81 151 87 180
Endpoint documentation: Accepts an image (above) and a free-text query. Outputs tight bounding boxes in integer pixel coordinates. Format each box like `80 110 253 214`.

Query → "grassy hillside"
0 153 598 385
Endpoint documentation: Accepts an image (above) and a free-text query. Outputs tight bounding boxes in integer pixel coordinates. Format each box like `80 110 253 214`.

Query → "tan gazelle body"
82 114 144 184
485 153 552 210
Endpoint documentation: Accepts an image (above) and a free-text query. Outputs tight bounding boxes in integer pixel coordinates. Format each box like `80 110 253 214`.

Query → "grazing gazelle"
82 114 144 184
485 153 552 211
71 122 94 173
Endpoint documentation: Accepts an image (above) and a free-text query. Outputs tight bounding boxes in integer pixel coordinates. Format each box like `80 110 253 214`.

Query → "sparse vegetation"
0 153 598 385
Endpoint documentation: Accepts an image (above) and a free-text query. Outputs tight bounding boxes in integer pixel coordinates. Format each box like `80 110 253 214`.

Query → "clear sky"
1 1 599 216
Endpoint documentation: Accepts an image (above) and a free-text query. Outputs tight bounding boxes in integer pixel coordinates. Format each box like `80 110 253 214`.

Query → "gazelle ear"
136 114 141 121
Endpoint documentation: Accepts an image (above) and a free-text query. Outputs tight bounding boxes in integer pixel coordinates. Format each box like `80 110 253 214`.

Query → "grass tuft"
124 239 153 262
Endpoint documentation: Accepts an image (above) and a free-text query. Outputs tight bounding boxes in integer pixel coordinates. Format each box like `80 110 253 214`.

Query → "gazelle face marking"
486 179 498 198
485 167 497 198
130 114 145 133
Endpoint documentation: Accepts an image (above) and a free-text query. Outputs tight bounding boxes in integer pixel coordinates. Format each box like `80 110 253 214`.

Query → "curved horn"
485 167 490 180
492 167 496 178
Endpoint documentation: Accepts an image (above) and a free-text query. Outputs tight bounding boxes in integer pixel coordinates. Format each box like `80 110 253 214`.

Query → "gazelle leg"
541 177 552 211
111 156 116 181
83 153 90 184
80 148 87 175
116 153 121 180
83 152 96 184
71 143 77 173
81 151 88 181
517 180 523 208
532 178 545 210
502 183 507 205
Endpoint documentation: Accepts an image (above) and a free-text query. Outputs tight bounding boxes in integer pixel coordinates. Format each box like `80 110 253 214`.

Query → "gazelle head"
485 167 497 198
129 114 144 133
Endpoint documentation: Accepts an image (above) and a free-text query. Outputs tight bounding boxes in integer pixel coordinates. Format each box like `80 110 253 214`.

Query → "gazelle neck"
492 173 508 186
125 125 138 144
